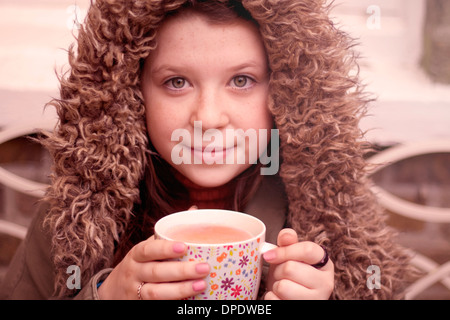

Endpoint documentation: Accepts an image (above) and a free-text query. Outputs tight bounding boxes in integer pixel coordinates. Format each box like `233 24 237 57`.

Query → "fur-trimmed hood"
43 0 413 299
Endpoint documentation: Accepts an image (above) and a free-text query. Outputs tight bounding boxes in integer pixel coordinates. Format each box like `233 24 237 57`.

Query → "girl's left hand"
263 228 334 300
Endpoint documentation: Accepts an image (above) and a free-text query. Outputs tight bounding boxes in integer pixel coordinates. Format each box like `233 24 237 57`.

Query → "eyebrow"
150 60 266 75
150 64 188 75
226 61 266 72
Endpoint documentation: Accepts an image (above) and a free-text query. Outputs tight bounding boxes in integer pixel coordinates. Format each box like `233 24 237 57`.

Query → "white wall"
331 0 450 145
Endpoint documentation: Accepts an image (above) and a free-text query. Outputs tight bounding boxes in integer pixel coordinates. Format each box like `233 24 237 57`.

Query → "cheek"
144 102 170 149
255 99 274 151
251 84 271 124
247 95 273 131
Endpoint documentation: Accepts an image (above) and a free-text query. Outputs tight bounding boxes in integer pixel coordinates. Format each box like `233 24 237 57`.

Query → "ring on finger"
311 245 329 269
137 281 145 300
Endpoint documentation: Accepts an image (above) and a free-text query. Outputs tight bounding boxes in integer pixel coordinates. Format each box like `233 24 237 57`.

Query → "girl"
0 0 414 300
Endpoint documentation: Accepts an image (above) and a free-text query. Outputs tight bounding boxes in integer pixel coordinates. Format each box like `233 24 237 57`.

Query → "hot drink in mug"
154 209 276 300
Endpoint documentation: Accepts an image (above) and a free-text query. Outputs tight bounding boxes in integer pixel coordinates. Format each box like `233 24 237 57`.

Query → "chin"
177 164 249 188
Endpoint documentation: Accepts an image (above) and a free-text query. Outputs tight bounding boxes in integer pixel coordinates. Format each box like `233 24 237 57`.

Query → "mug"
154 209 276 300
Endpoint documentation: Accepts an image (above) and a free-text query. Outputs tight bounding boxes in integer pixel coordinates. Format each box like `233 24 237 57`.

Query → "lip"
190 145 236 163
191 146 234 152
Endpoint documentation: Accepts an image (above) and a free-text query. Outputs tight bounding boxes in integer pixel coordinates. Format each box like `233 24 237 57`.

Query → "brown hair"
42 0 414 299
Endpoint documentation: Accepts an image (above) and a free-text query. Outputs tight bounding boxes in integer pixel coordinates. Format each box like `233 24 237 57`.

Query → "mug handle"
261 242 277 254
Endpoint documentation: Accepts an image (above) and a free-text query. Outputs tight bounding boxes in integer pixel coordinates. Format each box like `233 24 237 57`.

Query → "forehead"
148 12 267 66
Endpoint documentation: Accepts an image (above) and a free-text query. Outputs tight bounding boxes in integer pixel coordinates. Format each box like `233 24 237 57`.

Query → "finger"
263 241 326 266
138 261 210 283
272 279 327 300
271 260 316 288
271 259 333 289
262 229 299 263
132 238 187 262
263 291 281 300
188 205 198 211
277 228 298 247
140 279 207 300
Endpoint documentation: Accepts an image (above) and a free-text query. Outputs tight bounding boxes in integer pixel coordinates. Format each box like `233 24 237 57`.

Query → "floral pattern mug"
154 209 276 300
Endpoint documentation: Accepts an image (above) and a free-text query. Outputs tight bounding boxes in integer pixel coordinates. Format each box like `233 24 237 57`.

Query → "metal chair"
367 139 450 299
0 119 55 239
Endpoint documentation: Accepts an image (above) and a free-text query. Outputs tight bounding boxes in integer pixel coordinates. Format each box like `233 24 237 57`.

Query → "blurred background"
0 0 449 299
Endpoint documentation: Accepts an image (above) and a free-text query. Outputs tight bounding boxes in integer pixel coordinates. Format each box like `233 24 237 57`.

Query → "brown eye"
171 77 186 89
233 76 248 88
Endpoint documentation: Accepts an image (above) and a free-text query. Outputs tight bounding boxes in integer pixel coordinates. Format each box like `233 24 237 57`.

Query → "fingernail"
263 250 276 261
195 263 210 274
173 242 186 254
192 280 206 291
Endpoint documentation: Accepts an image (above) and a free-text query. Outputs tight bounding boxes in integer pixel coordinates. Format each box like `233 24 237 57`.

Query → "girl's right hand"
97 237 210 300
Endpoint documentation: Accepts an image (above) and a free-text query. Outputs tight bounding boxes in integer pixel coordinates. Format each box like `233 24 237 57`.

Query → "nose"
190 88 229 130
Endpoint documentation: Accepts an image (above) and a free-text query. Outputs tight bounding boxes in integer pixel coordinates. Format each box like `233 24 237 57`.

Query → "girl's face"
142 12 272 188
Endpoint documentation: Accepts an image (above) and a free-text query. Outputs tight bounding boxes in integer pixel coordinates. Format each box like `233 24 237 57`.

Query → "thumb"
277 228 299 247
